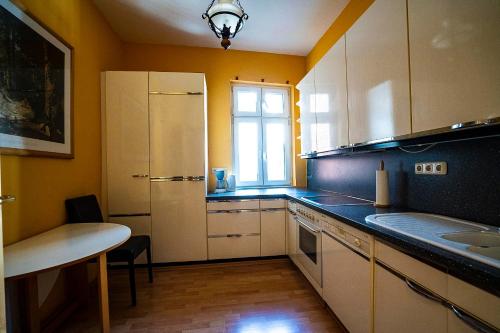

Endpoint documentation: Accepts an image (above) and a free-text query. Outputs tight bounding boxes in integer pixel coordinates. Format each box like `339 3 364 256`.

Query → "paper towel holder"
374 160 391 208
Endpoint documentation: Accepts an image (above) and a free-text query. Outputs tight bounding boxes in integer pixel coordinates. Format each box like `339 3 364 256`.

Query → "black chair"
65 195 153 306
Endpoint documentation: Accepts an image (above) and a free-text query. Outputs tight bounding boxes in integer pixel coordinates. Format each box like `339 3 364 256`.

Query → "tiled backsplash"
307 136 500 227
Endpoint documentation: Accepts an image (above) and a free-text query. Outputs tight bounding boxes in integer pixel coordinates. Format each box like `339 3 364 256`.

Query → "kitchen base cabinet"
322 232 371 333
208 236 260 260
374 262 448 333
261 209 286 256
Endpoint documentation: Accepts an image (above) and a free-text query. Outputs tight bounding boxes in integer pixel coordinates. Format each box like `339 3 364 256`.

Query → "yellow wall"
1 0 123 245
306 0 374 70
122 43 307 189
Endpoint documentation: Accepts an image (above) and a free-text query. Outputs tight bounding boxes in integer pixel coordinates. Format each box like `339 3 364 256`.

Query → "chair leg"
146 245 153 283
128 259 137 306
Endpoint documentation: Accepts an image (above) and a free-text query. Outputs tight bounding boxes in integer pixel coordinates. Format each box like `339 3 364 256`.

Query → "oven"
295 207 322 291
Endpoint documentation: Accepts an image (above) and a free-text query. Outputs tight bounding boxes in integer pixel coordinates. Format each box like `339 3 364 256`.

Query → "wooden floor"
58 259 344 333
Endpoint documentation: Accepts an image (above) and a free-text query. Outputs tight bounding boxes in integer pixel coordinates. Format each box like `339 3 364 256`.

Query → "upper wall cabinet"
408 0 500 132
297 69 317 155
315 36 349 152
346 0 411 144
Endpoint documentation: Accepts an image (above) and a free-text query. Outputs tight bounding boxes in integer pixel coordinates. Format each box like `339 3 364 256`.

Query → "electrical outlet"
415 163 424 174
423 163 433 174
415 161 447 175
433 161 447 175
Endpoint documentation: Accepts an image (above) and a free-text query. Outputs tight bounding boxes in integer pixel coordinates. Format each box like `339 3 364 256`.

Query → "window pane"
263 92 284 114
237 121 259 182
237 91 257 113
265 121 286 181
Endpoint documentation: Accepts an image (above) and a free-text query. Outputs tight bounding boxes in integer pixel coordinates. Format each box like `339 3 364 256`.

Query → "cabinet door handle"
0 195 16 204
450 305 497 333
227 234 242 238
405 278 444 305
132 174 149 178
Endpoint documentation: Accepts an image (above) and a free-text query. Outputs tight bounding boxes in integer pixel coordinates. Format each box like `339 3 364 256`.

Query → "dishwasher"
321 216 373 333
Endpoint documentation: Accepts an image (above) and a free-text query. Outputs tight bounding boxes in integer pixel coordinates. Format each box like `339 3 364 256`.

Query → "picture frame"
0 0 73 158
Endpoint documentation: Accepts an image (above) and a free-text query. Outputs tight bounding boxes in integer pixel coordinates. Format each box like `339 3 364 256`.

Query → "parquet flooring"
58 259 344 333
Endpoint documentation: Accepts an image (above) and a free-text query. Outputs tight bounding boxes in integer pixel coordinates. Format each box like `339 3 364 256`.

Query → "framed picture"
0 0 73 158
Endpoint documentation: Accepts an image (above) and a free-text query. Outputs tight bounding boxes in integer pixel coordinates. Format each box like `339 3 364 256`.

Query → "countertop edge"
206 189 500 297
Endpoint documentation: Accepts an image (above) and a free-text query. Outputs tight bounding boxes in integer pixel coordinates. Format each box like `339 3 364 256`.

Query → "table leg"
97 254 110 333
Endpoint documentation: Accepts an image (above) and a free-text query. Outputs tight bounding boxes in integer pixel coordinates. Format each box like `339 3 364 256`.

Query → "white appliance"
295 204 322 293
322 218 372 333
149 72 208 263
101 71 208 264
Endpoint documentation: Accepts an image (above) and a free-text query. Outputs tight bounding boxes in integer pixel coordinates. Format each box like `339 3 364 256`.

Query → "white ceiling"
93 0 349 56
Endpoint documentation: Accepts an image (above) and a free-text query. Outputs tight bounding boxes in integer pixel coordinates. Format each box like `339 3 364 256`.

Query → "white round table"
4 223 131 333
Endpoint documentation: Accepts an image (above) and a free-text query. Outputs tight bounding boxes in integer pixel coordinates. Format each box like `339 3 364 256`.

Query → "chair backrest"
65 195 104 223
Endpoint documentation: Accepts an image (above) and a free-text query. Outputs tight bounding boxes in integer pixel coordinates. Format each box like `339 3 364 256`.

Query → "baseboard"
108 255 289 269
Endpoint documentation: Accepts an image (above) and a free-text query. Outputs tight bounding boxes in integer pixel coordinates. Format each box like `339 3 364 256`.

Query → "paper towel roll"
375 170 390 207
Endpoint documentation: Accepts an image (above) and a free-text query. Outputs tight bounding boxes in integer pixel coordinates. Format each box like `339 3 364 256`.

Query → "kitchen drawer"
260 199 286 209
447 275 500 330
208 235 260 259
207 199 259 211
375 241 447 298
207 211 260 236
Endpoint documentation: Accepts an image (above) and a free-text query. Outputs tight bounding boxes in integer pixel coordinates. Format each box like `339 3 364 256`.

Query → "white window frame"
232 84 292 188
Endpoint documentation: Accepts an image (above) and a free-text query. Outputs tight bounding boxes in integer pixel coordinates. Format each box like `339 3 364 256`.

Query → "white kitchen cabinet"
151 181 207 263
314 36 349 152
207 211 260 236
296 69 317 155
261 209 286 256
375 240 500 332
206 201 261 260
101 71 150 216
149 74 206 178
408 0 500 132
208 236 261 260
322 229 371 333
346 0 411 144
374 263 448 333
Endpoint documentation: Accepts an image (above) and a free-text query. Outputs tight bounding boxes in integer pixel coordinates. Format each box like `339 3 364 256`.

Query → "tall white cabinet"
102 71 208 264
408 0 500 132
297 69 317 155
346 0 411 144
314 36 349 151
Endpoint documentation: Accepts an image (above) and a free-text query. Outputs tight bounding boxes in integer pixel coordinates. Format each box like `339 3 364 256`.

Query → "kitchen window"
232 84 292 187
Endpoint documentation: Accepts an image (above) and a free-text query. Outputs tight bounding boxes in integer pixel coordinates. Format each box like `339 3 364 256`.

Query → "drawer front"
208 235 261 259
447 275 500 330
260 199 286 209
374 241 447 298
207 211 260 235
207 200 259 211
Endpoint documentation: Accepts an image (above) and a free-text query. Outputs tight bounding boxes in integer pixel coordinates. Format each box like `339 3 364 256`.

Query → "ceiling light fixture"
202 0 248 50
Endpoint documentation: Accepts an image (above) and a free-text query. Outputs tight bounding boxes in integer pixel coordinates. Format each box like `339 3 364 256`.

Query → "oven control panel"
296 204 321 227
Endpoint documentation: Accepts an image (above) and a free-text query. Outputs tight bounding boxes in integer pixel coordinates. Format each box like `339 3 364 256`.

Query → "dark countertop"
206 187 500 297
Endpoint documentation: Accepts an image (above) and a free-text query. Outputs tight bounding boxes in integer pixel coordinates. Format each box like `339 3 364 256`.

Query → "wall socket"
415 161 447 175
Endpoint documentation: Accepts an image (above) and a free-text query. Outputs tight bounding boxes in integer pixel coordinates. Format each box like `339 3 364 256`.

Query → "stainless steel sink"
441 231 500 248
366 213 500 268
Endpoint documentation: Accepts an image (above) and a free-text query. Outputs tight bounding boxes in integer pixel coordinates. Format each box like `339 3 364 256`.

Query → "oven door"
296 216 322 286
